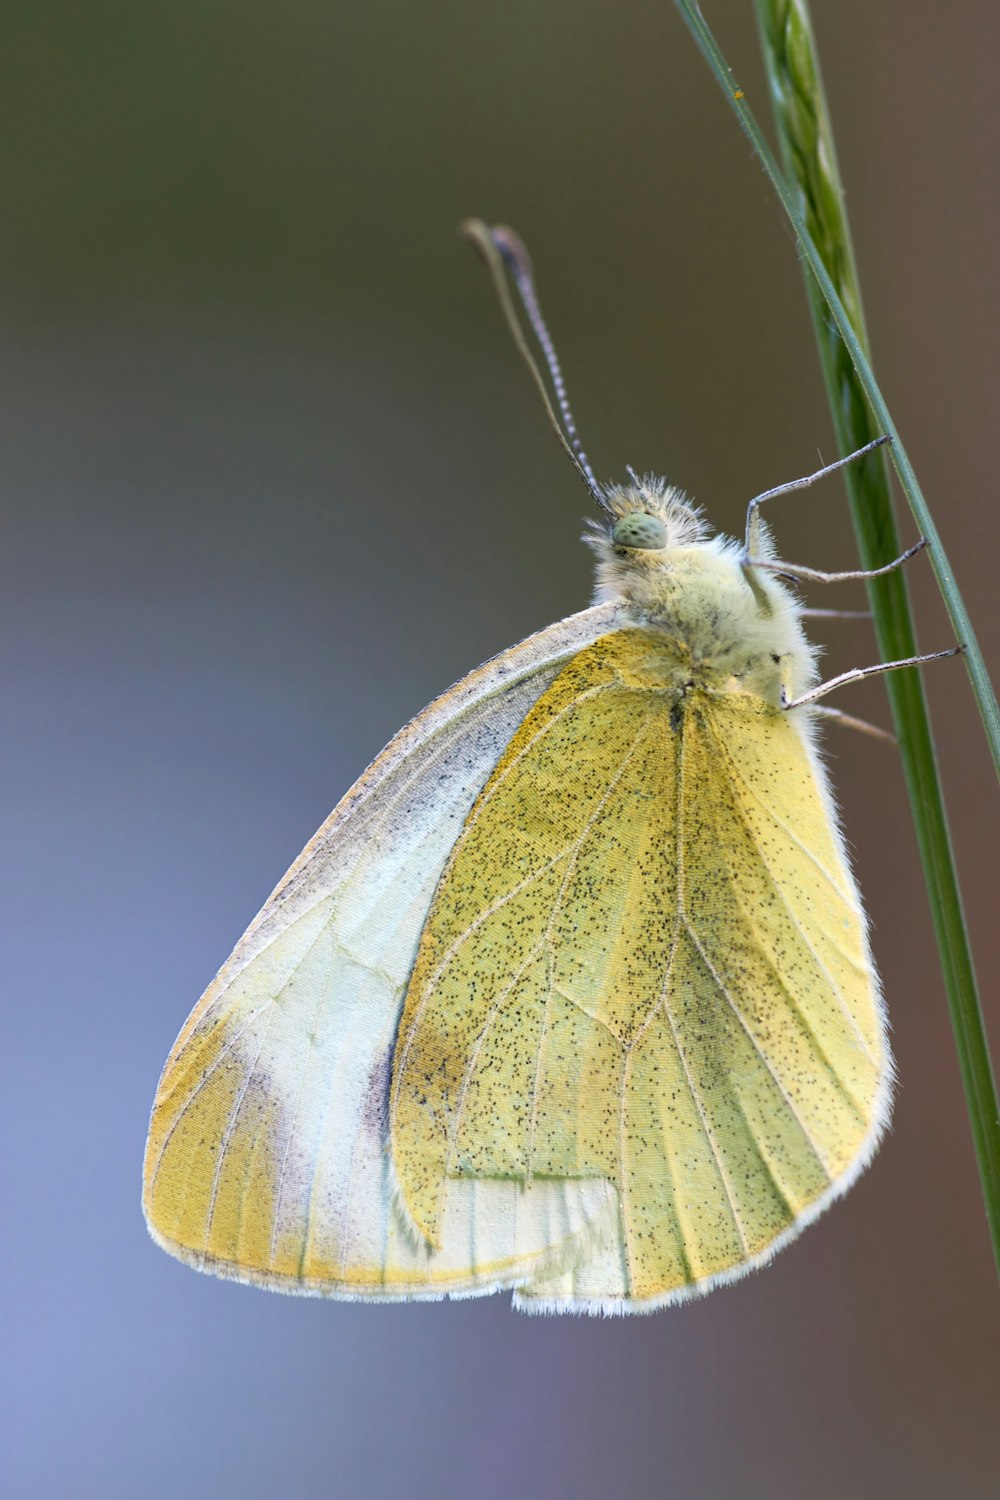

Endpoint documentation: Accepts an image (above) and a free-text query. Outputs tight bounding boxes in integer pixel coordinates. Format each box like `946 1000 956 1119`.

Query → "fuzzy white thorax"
585 474 819 708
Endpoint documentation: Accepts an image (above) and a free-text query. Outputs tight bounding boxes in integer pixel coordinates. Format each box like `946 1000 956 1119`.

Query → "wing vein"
203 989 283 1253
267 943 340 1270
677 711 833 1181
684 919 832 1180
441 710 654 1198
148 999 275 1191
390 686 627 1136
526 711 654 1171
660 979 752 1258
702 707 860 913
439 939 546 1201
691 717 877 1082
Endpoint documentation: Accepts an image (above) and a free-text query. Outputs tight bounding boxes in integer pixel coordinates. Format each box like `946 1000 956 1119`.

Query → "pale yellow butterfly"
143 222 955 1313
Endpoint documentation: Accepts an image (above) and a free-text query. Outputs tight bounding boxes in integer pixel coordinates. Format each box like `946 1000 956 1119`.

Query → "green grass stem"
675 0 1000 1273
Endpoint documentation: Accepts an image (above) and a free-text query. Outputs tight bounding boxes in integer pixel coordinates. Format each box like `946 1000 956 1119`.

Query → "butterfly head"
587 473 711 571
587 474 743 614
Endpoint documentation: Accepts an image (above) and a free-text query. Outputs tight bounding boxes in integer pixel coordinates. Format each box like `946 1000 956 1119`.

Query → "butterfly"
143 221 954 1313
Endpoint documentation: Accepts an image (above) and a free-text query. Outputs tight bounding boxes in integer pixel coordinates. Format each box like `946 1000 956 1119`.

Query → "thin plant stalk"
674 0 1000 1271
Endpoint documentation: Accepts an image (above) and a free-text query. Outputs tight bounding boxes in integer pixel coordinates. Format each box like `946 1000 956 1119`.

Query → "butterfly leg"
805 704 896 743
798 608 872 621
781 646 963 710
743 435 891 553
747 536 927 585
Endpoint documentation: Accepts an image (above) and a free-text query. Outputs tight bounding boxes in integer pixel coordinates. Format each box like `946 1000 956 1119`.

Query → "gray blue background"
3 4 998 1497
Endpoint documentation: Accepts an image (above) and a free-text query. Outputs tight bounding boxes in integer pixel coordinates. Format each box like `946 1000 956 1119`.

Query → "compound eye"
611 512 668 550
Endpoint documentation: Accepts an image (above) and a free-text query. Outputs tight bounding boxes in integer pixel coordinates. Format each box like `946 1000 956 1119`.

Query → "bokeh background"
3 4 998 1497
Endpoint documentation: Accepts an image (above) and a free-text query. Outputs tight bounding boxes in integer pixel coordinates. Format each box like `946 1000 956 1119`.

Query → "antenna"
461 219 610 515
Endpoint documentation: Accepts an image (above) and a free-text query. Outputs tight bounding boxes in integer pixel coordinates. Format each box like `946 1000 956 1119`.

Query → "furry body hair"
586 475 819 708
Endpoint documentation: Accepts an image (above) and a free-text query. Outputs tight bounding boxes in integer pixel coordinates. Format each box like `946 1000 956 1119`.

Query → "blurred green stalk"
675 0 1000 1272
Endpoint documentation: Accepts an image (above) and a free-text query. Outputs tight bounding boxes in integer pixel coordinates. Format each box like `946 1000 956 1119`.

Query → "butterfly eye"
611 512 668 550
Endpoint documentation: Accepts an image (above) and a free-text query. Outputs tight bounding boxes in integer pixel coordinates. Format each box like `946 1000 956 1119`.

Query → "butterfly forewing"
143 605 625 1297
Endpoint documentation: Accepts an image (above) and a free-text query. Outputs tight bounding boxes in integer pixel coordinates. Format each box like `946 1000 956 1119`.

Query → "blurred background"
2 3 998 1497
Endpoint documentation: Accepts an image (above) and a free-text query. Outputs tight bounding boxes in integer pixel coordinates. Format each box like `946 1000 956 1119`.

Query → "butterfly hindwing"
390 629 889 1311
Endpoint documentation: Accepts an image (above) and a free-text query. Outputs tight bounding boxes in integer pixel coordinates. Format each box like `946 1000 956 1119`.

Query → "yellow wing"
390 629 890 1312
143 603 625 1299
